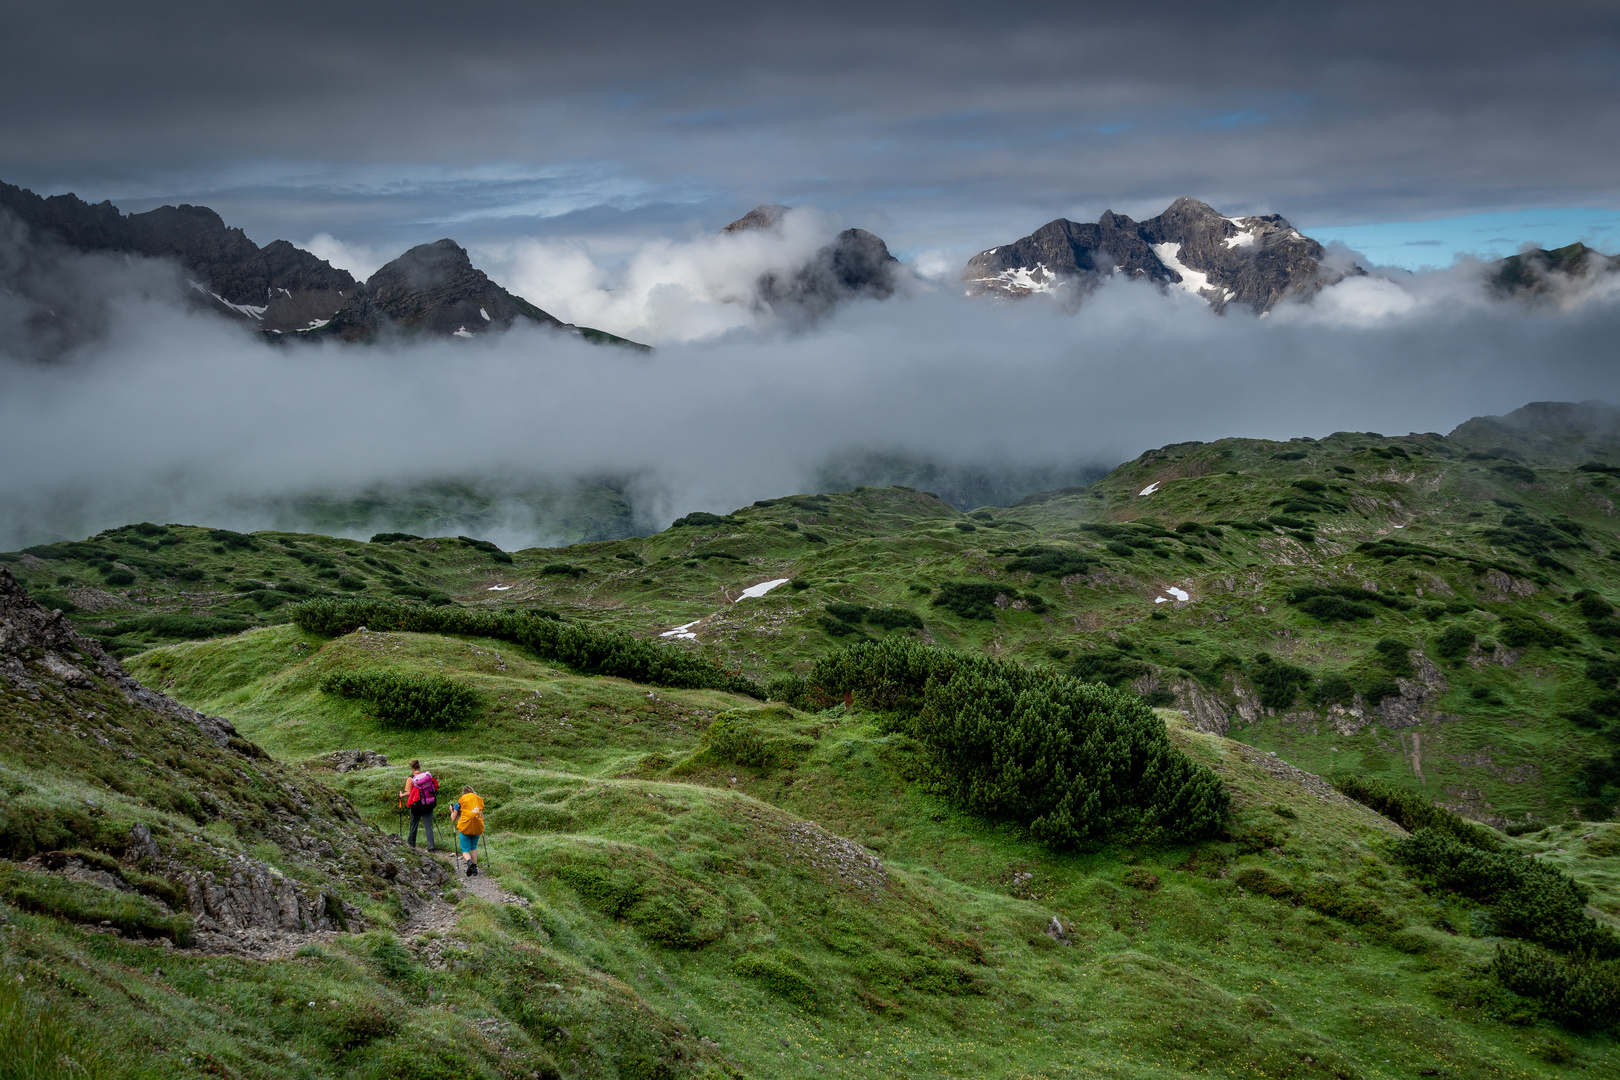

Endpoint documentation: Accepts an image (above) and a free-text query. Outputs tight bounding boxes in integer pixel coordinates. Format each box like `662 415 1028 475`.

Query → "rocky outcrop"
0 565 449 955
963 197 1353 312
1490 242 1619 299
318 239 649 349
0 180 357 333
724 205 902 321
322 239 567 341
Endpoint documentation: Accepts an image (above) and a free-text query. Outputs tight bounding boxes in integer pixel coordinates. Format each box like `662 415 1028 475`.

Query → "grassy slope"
108 622 1620 1078
15 421 1620 829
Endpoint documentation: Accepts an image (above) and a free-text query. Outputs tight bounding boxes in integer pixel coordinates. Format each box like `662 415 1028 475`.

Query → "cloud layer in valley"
3 228 1619 551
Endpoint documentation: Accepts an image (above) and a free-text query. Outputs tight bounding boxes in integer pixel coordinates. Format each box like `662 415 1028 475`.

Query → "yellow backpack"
457 793 485 835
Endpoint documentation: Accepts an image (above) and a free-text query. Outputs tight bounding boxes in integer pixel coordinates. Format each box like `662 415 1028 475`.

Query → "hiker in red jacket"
400 759 439 851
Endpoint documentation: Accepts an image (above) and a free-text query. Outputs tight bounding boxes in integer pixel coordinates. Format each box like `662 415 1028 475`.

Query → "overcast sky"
4 0 1618 269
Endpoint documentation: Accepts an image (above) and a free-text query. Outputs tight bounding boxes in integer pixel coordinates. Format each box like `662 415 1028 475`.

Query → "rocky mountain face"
1490 242 1619 298
0 564 447 955
963 197 1349 312
0 181 357 334
320 238 570 342
725 204 901 319
1 179 648 350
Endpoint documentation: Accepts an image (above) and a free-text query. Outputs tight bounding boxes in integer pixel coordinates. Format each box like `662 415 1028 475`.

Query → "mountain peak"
963 197 1346 312
723 204 790 233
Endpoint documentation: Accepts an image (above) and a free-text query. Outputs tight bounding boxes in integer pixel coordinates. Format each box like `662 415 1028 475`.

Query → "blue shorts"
458 833 480 853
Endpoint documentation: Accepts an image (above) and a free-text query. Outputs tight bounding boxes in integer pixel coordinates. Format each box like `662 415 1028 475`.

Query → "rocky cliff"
963 197 1350 312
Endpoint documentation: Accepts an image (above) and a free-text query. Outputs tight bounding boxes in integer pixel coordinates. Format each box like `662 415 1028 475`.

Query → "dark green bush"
370 532 422 543
207 529 257 550
1499 616 1575 650
809 638 1228 846
1004 546 1095 577
1489 944 1620 1031
954 522 977 532
1373 638 1412 675
668 511 738 529
826 602 870 622
1250 653 1313 710
1312 673 1356 706
931 582 1003 620
1392 829 1619 958
1294 595 1374 621
541 563 587 577
111 614 248 640
336 574 366 590
1068 648 1148 688
866 606 925 630
101 569 136 586
1434 624 1476 659
1331 774 1501 848
320 669 482 729
290 598 762 698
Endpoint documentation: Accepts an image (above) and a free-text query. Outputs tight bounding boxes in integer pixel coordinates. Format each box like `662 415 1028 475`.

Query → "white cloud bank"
2 242 1619 550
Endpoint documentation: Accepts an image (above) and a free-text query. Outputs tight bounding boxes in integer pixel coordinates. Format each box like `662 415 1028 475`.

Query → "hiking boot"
469 863 479 877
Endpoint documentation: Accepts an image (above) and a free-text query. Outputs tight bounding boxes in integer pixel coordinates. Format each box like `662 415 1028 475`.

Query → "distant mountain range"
2 181 1615 355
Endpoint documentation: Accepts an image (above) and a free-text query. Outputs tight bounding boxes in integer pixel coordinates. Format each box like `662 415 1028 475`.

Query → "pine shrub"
320 670 482 729
1490 943 1620 1031
290 598 763 698
808 638 1228 846
1331 774 1501 848
1392 828 1619 958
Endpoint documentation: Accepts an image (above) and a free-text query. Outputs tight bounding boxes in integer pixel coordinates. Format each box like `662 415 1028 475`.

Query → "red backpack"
411 771 438 806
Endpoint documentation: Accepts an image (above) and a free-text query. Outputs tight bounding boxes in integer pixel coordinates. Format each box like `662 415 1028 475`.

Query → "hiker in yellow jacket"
450 785 485 877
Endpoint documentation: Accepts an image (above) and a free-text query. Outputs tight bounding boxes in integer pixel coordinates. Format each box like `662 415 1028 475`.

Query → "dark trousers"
409 804 436 850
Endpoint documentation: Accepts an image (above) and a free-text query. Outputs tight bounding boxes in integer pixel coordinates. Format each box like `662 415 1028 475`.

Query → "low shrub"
1067 647 1147 688
668 511 738 529
1331 774 1501 848
540 563 587 577
1434 624 1476 659
1392 828 1619 958
1003 545 1095 577
1490 943 1620 1031
1250 653 1313 710
1373 638 1412 675
109 614 249 640
732 952 818 1008
1499 616 1575 650
290 598 763 697
370 532 422 543
809 638 1228 846
320 670 482 729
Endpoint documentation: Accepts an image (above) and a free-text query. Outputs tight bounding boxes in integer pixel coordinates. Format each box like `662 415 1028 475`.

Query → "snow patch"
984 263 1064 295
487 584 513 591
453 327 475 339
1151 243 1213 297
660 619 703 640
1164 586 1190 601
1138 481 1161 496
190 280 267 320
1223 229 1257 249
735 578 791 600
480 307 491 321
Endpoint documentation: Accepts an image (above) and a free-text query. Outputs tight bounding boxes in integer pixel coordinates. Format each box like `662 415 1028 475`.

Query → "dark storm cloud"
3 1 1616 257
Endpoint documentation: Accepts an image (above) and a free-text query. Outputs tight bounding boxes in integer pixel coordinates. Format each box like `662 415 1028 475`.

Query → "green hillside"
5 401 1620 1077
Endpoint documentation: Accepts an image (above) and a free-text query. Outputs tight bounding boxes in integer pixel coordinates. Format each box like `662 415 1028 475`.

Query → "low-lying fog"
3 221 1619 551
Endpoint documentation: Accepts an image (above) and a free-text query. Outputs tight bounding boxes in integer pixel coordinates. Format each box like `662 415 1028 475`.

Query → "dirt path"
400 850 529 940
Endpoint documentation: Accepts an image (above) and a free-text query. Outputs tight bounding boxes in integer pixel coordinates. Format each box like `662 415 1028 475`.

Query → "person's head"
410 759 421 771
462 785 475 794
